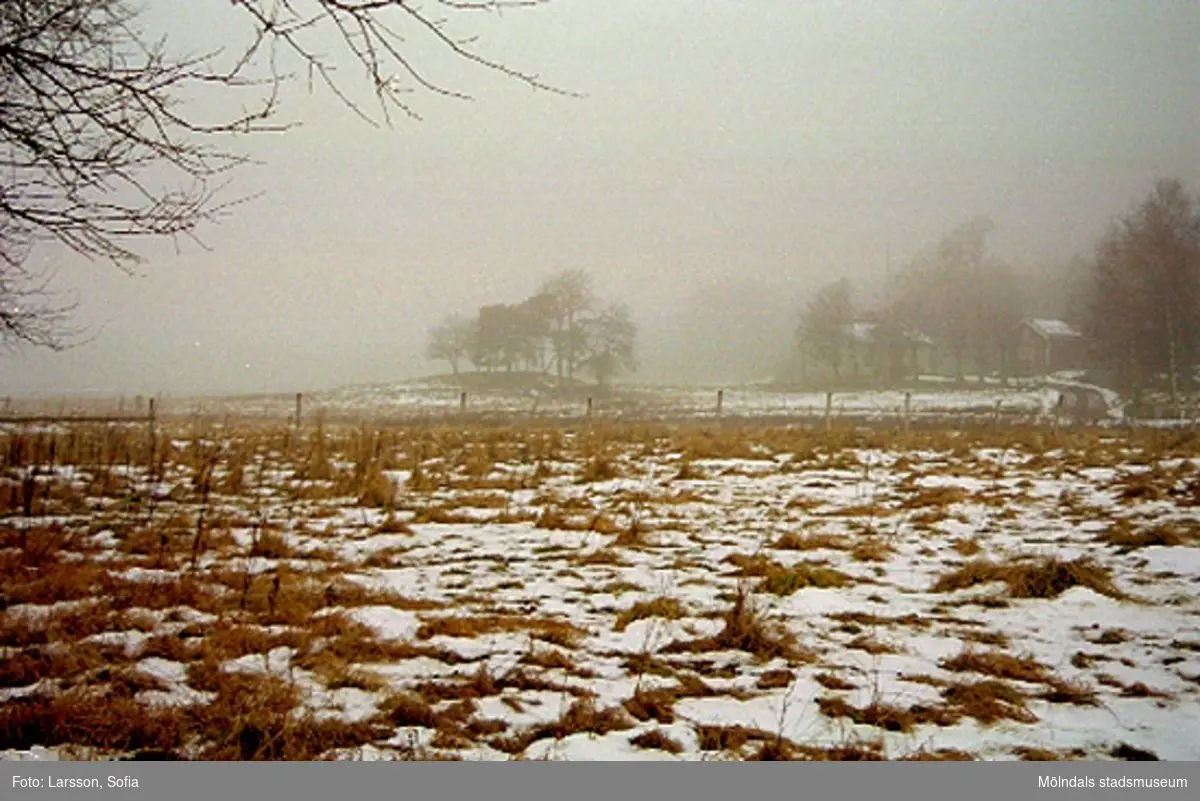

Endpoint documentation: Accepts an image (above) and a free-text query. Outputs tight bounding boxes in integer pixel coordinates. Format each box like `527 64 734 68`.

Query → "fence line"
2 387 1190 430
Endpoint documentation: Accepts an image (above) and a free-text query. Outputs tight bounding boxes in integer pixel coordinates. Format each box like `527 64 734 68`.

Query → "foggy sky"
2 0 1197 397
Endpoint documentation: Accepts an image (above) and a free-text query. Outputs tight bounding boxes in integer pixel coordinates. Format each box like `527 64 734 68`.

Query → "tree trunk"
1166 310 1181 415
566 311 575 380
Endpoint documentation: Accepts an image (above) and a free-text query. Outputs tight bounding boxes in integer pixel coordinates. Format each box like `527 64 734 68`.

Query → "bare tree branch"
0 0 562 349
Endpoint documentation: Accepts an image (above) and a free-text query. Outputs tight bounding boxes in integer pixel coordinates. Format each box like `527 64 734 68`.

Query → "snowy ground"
2 421 1198 761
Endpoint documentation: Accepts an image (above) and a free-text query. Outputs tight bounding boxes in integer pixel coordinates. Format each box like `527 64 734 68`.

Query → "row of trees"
426 269 638 387
796 178 1200 406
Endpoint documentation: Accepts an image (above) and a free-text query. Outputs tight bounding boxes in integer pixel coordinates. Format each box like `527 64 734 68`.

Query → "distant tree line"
426 269 637 387
796 178 1200 407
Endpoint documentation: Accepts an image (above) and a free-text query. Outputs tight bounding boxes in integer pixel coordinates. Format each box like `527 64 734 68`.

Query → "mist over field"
1 1 1197 399
5 1 1200 768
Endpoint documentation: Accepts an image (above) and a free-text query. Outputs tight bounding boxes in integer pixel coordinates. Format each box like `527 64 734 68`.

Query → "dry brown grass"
850 537 894 563
814 672 857 691
379 692 443 729
940 649 1053 684
901 748 976 761
900 485 969 509
569 548 627 567
952 538 984 556
790 741 887 761
771 531 851 551
959 628 1011 648
415 614 585 647
847 635 900 655
940 679 1037 725
1014 746 1065 761
622 688 678 723
1039 677 1100 706
1115 469 1171 503
0 688 185 755
694 724 774 753
931 556 1124 599
0 641 125 688
5 418 1192 760
629 728 683 754
195 673 388 760
491 698 634 754
1110 743 1160 760
1096 521 1188 551
576 454 622 484
722 553 777 577
816 697 924 732
756 669 794 690
613 597 687 632
0 668 390 760
664 586 811 664
534 507 590 531
758 562 853 595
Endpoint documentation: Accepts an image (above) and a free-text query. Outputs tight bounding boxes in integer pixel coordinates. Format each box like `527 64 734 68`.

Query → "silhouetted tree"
882 218 998 382
425 314 474 375
581 302 637 387
798 278 854 380
976 261 1025 380
0 0 557 349
537 268 595 380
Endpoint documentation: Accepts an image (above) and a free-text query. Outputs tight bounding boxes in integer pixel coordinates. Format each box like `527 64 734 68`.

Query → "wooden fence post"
586 397 594 419
716 389 724 417
294 393 303 430
147 398 157 467
825 391 833 431
460 392 468 414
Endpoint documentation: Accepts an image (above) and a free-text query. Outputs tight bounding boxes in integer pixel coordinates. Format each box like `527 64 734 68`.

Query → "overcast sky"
2 0 1197 397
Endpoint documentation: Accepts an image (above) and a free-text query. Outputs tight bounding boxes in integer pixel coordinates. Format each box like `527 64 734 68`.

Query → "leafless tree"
1086 179 1200 408
580 301 636 387
536 268 595 381
424 312 474 375
975 260 1024 381
882 217 997 382
0 0 559 348
797 277 853 381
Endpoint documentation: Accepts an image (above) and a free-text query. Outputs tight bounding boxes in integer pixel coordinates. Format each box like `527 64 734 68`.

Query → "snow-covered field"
2 421 1198 761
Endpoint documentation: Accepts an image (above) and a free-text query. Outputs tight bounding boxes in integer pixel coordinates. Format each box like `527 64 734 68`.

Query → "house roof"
1022 318 1082 339
844 322 875 343
905 329 936 347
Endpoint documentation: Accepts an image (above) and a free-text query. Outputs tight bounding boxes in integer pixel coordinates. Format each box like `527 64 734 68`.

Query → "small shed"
841 320 940 381
1012 318 1088 376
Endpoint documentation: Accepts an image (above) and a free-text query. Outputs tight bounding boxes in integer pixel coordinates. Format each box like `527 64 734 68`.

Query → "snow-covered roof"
844 322 876 342
1022 318 1082 339
905 329 936 347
